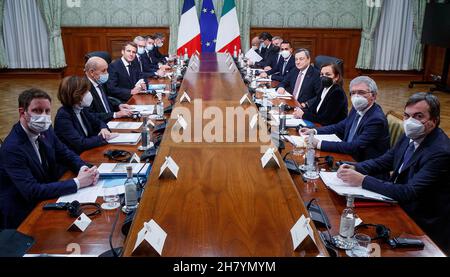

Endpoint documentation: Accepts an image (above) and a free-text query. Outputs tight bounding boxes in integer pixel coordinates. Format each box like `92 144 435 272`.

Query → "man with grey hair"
300 76 390 162
277 48 321 107
85 56 132 122
337 92 450 255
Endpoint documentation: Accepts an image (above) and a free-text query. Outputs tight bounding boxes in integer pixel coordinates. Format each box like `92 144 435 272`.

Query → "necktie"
137 56 143 72
125 64 130 76
282 60 288 75
347 113 361 142
36 136 48 170
293 72 304 100
98 85 111 113
399 142 415 173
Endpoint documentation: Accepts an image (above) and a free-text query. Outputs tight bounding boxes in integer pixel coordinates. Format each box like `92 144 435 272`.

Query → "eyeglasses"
349 90 371 96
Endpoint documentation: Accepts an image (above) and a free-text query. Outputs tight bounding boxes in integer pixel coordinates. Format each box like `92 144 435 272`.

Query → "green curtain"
0 0 7 68
410 0 426 70
37 0 66 68
355 0 384 69
168 0 252 54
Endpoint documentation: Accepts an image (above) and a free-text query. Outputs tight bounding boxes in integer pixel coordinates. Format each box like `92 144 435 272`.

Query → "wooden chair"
386 111 404 147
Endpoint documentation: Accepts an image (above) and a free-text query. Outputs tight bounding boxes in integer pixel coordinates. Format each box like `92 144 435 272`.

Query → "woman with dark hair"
293 63 348 126
54 76 117 154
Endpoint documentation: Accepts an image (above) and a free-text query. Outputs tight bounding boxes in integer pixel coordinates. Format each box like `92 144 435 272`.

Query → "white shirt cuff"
317 139 322 150
74 178 80 189
113 112 117 119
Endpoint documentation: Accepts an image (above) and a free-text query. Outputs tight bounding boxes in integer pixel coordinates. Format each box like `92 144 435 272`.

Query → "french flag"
176 0 201 57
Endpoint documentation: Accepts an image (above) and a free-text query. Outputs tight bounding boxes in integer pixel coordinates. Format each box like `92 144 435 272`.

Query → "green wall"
61 0 363 28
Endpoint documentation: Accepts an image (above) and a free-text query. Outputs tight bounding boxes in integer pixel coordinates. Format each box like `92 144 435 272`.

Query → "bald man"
84 57 133 123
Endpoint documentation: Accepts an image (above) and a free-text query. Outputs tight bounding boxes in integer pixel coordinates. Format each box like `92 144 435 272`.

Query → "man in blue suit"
338 93 450 254
300 76 390 162
277 48 321 107
0 89 99 228
259 41 295 82
133 36 166 80
106 41 146 102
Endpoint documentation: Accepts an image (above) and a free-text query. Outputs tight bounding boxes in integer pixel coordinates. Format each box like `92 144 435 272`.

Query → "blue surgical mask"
146 44 154 51
137 47 145 55
98 73 109 84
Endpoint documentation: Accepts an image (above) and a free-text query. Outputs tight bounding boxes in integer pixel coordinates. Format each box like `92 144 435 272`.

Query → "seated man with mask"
0 89 99 228
300 76 390 162
337 93 450 255
85 56 133 123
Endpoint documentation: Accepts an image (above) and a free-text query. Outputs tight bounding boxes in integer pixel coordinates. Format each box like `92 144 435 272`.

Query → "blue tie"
98 85 111 113
399 142 415 173
347 113 361 142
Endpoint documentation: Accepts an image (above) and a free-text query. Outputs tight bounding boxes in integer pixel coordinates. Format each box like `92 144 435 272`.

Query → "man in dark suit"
133 36 165 79
106 41 146 102
300 76 390 162
277 48 321 107
85 56 133 122
151 32 169 64
337 93 450 254
259 41 295 82
0 89 98 228
254 32 280 68
143 35 171 72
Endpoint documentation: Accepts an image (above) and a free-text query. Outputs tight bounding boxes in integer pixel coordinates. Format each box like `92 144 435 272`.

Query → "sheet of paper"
130 105 155 114
261 148 280 168
107 133 141 144
319 172 394 202
133 220 167 255
315 134 342 142
284 135 306 147
107 121 143 130
271 114 306 127
290 215 310 250
98 163 150 177
57 182 101 203
245 48 263 62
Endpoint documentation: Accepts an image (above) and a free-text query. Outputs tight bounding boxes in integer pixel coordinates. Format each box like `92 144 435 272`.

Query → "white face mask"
146 44 154 51
27 113 52 134
80 92 93 108
403 117 426 140
137 47 145 55
157 42 164 48
281 50 291 59
351 95 369 111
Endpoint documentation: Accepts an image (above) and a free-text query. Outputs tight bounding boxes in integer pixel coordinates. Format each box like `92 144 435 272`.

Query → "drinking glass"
346 233 371 257
101 186 120 210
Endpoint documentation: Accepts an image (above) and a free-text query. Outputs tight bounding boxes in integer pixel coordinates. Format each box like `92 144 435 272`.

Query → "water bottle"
333 196 358 249
157 99 164 119
279 104 287 135
138 116 151 151
303 132 320 179
123 166 138 213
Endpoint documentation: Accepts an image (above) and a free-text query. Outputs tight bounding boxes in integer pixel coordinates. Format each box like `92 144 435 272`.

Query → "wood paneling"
251 28 361 78
61 27 170 76
424 45 450 86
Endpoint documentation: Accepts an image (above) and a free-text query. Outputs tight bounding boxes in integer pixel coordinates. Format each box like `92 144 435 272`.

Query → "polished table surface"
18 53 445 257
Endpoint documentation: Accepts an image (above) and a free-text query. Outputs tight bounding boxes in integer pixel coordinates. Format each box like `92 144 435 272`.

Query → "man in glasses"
300 76 390 162
337 92 450 255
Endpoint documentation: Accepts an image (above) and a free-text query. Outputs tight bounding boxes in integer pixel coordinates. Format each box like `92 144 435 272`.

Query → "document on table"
107 121 143 130
271 114 307 127
315 134 342 142
107 133 141 145
319 172 395 203
284 135 306 147
130 105 155 114
57 183 102 203
98 163 150 177
245 48 263 62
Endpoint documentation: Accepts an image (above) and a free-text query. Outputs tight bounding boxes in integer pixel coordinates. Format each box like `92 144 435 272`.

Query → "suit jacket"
277 65 321 105
54 106 108 154
302 84 348 126
356 128 450 253
87 80 120 123
144 49 159 68
151 47 168 64
316 103 390 162
106 58 143 102
256 44 279 68
267 55 295 82
0 123 85 228
135 54 158 79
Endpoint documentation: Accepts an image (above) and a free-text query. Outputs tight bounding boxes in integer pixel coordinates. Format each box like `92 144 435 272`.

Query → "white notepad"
107 133 141 145
107 122 143 130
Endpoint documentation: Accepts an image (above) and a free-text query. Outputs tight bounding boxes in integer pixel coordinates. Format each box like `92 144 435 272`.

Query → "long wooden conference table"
18 53 445 257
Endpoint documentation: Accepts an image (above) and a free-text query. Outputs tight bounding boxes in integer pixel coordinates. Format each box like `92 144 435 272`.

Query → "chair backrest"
84 51 112 65
0 138 3 149
314 55 344 77
386 111 404 147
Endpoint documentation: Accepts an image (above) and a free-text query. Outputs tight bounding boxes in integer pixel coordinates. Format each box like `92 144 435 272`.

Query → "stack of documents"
320 172 395 203
107 133 141 145
130 105 155 114
245 48 263 62
98 163 151 178
107 122 143 130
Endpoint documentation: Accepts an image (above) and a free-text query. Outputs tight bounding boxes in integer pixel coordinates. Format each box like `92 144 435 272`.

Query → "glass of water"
346 233 371 257
101 187 120 210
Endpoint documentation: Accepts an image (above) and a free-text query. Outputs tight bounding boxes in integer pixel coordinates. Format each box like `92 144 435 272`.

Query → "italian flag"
177 0 202 56
215 0 241 53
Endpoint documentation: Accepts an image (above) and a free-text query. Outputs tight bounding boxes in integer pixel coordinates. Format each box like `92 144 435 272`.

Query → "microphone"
283 151 303 175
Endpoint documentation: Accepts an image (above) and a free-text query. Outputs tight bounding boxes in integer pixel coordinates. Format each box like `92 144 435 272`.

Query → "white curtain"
372 0 415 70
3 0 49 68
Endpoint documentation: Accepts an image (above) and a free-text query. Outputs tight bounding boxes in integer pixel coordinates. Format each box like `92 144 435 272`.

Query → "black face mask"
321 76 334 88
273 46 280 52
